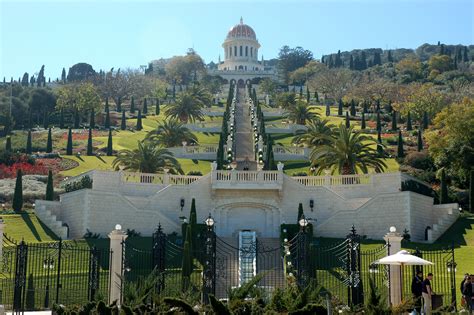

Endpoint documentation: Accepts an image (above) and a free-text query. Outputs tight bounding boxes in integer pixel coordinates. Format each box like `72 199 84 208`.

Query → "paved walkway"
234 88 257 170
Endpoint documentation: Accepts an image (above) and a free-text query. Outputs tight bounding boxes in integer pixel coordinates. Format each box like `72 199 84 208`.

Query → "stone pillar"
0 218 4 259
108 225 128 306
383 227 403 306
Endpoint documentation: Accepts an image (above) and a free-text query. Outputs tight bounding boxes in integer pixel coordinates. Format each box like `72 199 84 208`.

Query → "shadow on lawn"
21 213 58 242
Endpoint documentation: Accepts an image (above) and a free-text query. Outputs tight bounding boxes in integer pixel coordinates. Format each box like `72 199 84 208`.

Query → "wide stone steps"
35 207 68 239
431 211 458 241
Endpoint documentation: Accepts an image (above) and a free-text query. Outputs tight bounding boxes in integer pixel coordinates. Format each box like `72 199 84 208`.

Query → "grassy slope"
2 213 58 242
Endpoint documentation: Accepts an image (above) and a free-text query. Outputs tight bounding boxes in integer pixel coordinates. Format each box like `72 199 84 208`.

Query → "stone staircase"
214 236 284 299
35 202 68 239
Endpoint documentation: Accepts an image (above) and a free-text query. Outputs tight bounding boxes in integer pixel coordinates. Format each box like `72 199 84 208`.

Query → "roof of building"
227 17 257 41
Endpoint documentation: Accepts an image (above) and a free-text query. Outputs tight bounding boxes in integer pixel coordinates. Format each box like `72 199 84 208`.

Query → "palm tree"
145 119 198 148
292 119 335 147
276 92 297 109
286 101 318 125
309 124 387 175
113 141 183 174
165 86 211 123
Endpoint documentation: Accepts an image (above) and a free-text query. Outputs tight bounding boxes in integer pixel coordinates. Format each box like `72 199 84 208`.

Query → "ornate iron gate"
0 236 109 312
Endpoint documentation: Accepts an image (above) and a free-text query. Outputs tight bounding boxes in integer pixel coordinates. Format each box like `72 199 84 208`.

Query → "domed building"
211 18 277 86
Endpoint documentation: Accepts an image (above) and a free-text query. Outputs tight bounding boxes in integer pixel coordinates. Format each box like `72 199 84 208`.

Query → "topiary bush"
404 151 434 170
187 170 203 176
64 175 92 192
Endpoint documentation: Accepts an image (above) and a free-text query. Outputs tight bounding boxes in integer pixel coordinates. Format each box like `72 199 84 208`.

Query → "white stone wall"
38 171 459 243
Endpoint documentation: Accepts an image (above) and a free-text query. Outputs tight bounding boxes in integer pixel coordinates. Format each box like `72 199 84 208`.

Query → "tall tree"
21 72 29 86
373 52 382 65
345 111 350 128
45 170 54 201
417 129 423 152
391 111 397 131
350 99 356 116
325 103 330 117
338 99 343 116
376 111 381 132
67 63 96 82
37 65 45 87
104 100 110 129
5 136 11 152
89 109 95 128
406 111 413 131
297 203 304 221
181 224 193 291
74 108 80 128
12 169 23 212
397 130 404 158
107 129 113 156
439 168 449 204
26 130 32 154
277 45 313 84
66 128 73 155
121 110 127 130
46 128 53 153
306 87 310 104
136 109 143 131
87 127 93 155
61 67 66 83
387 50 393 62
377 130 384 156
43 111 49 129
422 111 429 129
361 112 366 130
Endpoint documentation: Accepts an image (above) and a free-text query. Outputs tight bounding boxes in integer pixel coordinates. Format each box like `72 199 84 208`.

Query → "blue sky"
1 0 472 80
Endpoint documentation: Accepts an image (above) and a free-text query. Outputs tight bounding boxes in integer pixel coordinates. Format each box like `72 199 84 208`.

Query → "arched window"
251 47 253 57
234 46 237 56
240 46 243 56
245 46 248 56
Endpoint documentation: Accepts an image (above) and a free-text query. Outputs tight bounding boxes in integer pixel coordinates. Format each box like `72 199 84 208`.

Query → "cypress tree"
189 198 197 226
315 91 319 103
349 54 354 70
440 169 448 204
59 109 64 129
66 128 73 155
469 169 473 212
45 170 54 201
87 127 93 156
46 128 53 153
377 130 384 156
422 111 429 129
306 87 310 104
376 111 381 132
43 111 49 129
121 110 127 130
363 101 368 113
345 111 350 128
297 203 304 222
116 97 122 112
376 99 381 112
299 85 303 97
417 129 423 151
325 103 330 117
338 99 343 116
265 135 273 170
89 109 95 129
387 50 393 62
130 96 136 113
136 110 143 131
181 224 193 291
107 129 113 156
350 99 356 116
155 99 160 115
74 108 80 128
268 150 276 170
406 112 413 131
26 130 32 154
397 130 404 158
5 136 11 152
361 112 366 129
25 273 35 310
12 169 23 212
143 98 148 114
104 102 110 129
391 111 397 131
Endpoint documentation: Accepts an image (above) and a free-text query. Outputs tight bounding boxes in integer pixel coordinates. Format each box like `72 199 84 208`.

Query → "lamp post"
297 214 309 288
43 257 54 308
447 259 457 311
203 213 216 304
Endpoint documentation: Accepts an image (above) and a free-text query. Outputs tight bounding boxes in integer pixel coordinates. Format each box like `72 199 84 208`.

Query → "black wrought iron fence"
0 235 109 312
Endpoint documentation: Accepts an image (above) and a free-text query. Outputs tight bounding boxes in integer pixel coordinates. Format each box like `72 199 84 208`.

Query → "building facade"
210 18 278 86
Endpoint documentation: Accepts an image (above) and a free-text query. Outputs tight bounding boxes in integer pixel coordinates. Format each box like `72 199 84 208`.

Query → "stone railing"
211 170 283 190
265 123 307 134
167 145 218 160
291 173 373 186
120 172 201 185
262 145 311 161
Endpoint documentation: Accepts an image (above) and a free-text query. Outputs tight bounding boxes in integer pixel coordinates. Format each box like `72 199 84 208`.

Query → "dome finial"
240 17 243 24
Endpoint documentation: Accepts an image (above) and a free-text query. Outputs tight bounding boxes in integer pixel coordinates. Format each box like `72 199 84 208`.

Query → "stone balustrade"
211 170 283 190
291 174 373 186
120 171 201 185
262 145 311 161
166 145 218 160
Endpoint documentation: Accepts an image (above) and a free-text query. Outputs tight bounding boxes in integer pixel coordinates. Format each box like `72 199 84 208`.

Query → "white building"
210 18 278 86
35 167 458 243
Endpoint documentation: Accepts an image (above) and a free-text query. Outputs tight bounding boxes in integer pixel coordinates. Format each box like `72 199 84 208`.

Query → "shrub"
404 151 434 170
292 172 307 176
64 175 92 192
83 229 101 239
401 179 436 199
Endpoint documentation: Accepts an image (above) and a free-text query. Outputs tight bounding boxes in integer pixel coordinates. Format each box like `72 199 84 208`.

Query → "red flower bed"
60 130 107 140
0 162 49 179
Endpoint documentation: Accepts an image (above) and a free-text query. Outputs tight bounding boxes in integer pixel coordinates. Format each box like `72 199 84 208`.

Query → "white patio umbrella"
373 250 434 302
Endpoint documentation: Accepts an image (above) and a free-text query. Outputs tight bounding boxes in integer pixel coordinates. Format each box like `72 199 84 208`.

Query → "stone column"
108 225 128 306
383 227 403 306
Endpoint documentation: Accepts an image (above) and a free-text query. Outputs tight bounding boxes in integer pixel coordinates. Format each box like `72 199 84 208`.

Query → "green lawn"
2 213 58 243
